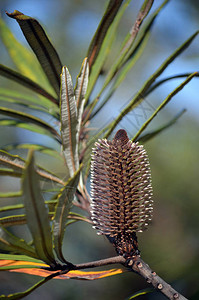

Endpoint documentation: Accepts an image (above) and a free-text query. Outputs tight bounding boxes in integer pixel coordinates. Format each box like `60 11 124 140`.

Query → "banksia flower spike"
90 129 153 258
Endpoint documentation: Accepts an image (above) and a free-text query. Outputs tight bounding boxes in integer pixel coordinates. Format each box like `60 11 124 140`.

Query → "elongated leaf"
0 213 54 228
7 10 62 97
101 0 154 94
0 150 64 186
127 288 153 299
60 66 78 176
53 167 81 263
146 72 199 96
91 31 150 119
0 98 58 119
0 253 43 262
137 109 186 143
0 191 22 198
0 88 58 112
91 0 169 118
0 119 61 143
75 58 89 143
0 225 37 258
104 31 199 138
3 143 63 161
0 64 58 104
0 106 61 142
22 150 56 266
0 168 21 177
86 0 132 101
133 73 197 141
0 275 53 300
120 0 169 67
0 17 54 95
87 0 124 68
75 58 89 112
0 211 88 228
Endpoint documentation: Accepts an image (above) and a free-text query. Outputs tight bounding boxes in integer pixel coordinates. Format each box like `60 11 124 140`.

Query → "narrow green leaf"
119 0 169 68
0 253 43 263
3 143 63 161
87 0 123 68
145 72 199 96
0 168 21 177
22 150 56 266
91 0 169 118
86 0 132 101
0 150 64 188
75 58 89 112
0 213 54 228
0 17 54 95
126 288 154 299
104 31 199 138
0 106 61 142
91 30 150 119
53 167 81 263
101 0 154 94
0 225 37 258
0 191 22 198
60 66 78 176
7 10 62 97
0 88 58 113
0 119 61 143
132 73 197 141
137 109 186 143
75 58 89 143
0 276 54 300
0 64 58 105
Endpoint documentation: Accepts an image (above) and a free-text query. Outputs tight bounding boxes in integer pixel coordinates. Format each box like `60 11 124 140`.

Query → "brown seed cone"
90 129 153 257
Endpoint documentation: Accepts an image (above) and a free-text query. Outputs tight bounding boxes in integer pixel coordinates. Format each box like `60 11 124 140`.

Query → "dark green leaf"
104 32 199 138
60 66 78 176
133 73 197 141
91 0 169 118
53 167 81 263
0 16 54 95
86 0 132 101
0 225 37 258
7 10 62 97
0 106 61 142
22 150 56 266
137 109 186 143
87 0 124 69
0 64 58 105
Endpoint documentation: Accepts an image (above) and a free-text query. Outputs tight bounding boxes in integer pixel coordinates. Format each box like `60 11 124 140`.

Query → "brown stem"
126 256 188 300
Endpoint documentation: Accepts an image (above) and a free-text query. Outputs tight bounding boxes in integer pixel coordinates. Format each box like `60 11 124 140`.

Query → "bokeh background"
0 0 199 299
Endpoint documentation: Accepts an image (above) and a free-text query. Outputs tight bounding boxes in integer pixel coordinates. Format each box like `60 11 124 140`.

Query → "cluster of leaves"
0 0 198 298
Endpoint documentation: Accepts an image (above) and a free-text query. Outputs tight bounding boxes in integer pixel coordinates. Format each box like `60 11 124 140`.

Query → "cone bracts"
90 129 153 258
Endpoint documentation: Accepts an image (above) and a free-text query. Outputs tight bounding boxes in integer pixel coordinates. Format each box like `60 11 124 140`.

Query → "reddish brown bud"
90 129 153 257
